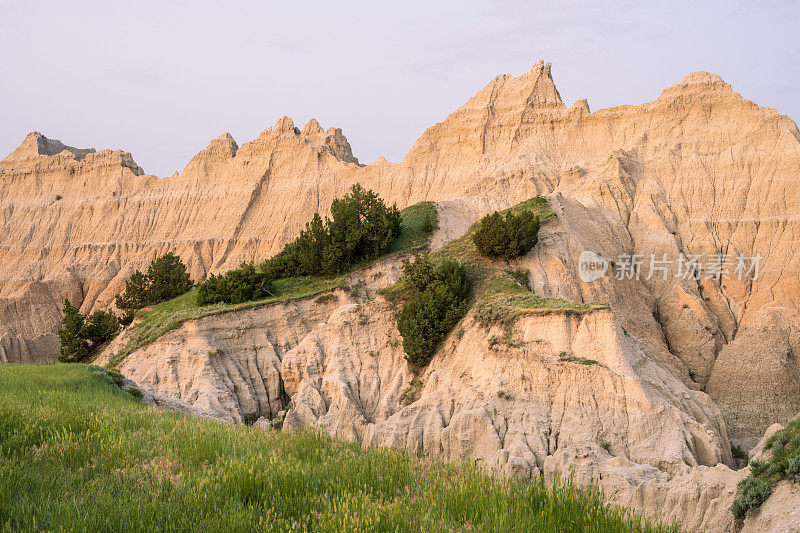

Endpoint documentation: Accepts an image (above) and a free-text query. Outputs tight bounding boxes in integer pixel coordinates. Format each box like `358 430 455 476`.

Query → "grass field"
0 364 676 532
106 201 439 370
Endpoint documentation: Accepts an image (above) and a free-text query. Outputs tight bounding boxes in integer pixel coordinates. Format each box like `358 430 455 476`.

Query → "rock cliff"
7 61 798 437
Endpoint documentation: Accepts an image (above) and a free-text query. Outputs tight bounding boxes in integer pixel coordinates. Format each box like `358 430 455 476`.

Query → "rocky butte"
3 61 800 530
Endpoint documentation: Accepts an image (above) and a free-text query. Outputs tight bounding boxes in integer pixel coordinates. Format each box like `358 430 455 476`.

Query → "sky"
1 0 798 177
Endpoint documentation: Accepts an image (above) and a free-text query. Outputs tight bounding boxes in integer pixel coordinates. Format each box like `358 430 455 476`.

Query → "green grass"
390 201 438 253
106 275 348 370
731 415 800 519
107 202 439 370
0 364 677 532
474 293 610 327
384 196 608 328
558 354 602 366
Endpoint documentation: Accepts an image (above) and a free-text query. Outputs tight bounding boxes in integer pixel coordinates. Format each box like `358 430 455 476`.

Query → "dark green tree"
294 213 329 276
114 253 193 321
396 256 470 366
322 184 401 274
144 252 193 303
58 299 90 363
260 183 402 278
196 273 224 306
197 263 273 306
115 270 148 323
260 246 299 280
82 309 120 344
472 210 540 259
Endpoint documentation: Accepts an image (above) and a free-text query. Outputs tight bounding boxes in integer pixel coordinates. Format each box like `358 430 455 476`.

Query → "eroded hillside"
4 60 800 529
96 196 799 531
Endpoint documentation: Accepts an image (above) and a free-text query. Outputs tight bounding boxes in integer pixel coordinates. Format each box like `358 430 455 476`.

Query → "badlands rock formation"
97 210 796 531
4 60 800 529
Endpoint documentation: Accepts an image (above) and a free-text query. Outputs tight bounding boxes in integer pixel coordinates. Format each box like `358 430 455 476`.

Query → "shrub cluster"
731 477 771 520
731 416 800 519
262 184 402 278
472 210 540 259
191 185 402 309
115 252 193 323
197 263 273 305
61 253 193 359
58 300 120 363
396 255 470 366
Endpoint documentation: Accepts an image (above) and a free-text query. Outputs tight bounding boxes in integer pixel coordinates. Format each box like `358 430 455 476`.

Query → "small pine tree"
396 256 470 366
115 270 149 315
401 254 437 295
472 210 540 259
197 263 273 305
260 183 402 278
294 213 329 276
83 310 120 344
218 263 272 304
144 252 193 303
58 299 90 363
114 253 193 317
196 273 224 306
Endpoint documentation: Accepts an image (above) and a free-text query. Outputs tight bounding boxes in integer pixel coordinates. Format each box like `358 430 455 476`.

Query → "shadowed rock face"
3 60 800 444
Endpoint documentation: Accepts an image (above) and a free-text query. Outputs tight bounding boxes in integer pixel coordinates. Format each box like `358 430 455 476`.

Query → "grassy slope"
383 196 609 324
732 416 800 518
108 197 607 369
0 364 676 532
760 417 800 482
106 202 438 370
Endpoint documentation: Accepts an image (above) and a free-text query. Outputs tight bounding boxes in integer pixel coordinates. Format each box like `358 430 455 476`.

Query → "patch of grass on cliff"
732 416 800 519
106 202 438 370
473 291 610 327
390 200 438 253
106 276 348 369
0 363 677 532
558 353 602 366
383 196 607 328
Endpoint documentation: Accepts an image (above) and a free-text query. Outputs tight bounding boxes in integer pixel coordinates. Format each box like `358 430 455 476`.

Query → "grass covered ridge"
105 275 349 369
383 196 608 327
0 364 676 532
106 201 438 370
390 200 437 253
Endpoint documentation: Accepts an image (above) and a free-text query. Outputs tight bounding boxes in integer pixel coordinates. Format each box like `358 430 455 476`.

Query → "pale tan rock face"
104 295 346 424
2 61 800 444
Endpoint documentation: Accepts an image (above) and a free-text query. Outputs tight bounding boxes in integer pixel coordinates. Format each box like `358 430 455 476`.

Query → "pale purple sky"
1 1 798 177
